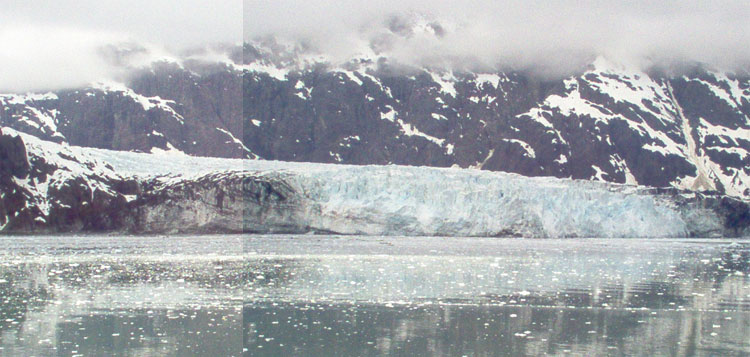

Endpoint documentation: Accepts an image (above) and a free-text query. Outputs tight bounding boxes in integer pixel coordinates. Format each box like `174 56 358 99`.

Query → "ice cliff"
1 128 748 237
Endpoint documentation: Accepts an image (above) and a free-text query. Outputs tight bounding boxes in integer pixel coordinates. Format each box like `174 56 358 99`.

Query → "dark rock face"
0 130 138 232
0 62 250 159
0 129 31 231
0 128 29 178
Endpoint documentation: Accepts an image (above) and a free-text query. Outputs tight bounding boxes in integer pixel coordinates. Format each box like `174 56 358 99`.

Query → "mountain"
1 16 749 235
2 37 748 202
1 128 748 236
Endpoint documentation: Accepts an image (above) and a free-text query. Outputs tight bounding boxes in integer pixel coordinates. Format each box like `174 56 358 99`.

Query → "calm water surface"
0 235 748 356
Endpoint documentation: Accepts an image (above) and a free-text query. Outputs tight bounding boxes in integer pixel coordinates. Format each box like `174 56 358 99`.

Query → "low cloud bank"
245 0 750 76
0 0 241 92
1 1 748 92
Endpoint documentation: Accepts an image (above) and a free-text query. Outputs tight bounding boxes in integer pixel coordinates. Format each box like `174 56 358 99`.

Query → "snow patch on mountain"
92 81 185 124
503 139 536 159
428 70 457 97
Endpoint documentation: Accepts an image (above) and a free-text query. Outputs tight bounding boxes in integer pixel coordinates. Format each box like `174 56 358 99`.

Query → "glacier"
1 128 748 237
138 162 745 238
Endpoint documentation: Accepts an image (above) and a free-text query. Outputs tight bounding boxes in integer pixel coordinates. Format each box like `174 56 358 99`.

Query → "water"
0 236 748 356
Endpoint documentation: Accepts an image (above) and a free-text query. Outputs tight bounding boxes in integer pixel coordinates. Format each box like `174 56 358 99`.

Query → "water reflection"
0 258 245 356
0 236 244 356
244 302 748 356
242 238 750 356
52 308 242 356
0 236 748 356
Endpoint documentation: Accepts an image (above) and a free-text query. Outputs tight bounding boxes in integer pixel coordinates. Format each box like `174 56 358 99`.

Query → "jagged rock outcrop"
0 129 138 232
0 128 31 231
0 127 30 177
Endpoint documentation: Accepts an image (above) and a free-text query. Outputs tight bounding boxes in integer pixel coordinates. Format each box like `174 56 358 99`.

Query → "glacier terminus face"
1 128 746 237
283 164 698 238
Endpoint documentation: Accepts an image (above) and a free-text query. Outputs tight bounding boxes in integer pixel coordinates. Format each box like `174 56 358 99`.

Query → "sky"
1 1 748 91
245 0 750 76
0 0 241 92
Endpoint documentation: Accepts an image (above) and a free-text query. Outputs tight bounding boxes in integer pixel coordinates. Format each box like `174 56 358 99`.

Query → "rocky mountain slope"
1 128 748 237
2 36 748 201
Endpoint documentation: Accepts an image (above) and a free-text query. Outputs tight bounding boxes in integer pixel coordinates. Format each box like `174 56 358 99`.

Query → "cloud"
2 0 242 50
244 0 750 76
0 0 242 92
0 26 120 92
2 0 748 92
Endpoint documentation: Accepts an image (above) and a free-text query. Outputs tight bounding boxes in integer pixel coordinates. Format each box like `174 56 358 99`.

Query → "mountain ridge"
1 40 749 201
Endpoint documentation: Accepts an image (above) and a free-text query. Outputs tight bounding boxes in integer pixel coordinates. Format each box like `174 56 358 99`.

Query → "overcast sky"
1 1 748 91
0 0 241 92
246 0 750 75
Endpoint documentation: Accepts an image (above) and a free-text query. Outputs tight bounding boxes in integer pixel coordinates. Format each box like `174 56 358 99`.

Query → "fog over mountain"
245 0 750 75
0 0 241 91
1 1 749 91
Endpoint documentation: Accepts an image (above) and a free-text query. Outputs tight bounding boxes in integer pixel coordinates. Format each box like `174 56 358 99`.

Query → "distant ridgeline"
1 127 749 237
1 41 749 202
